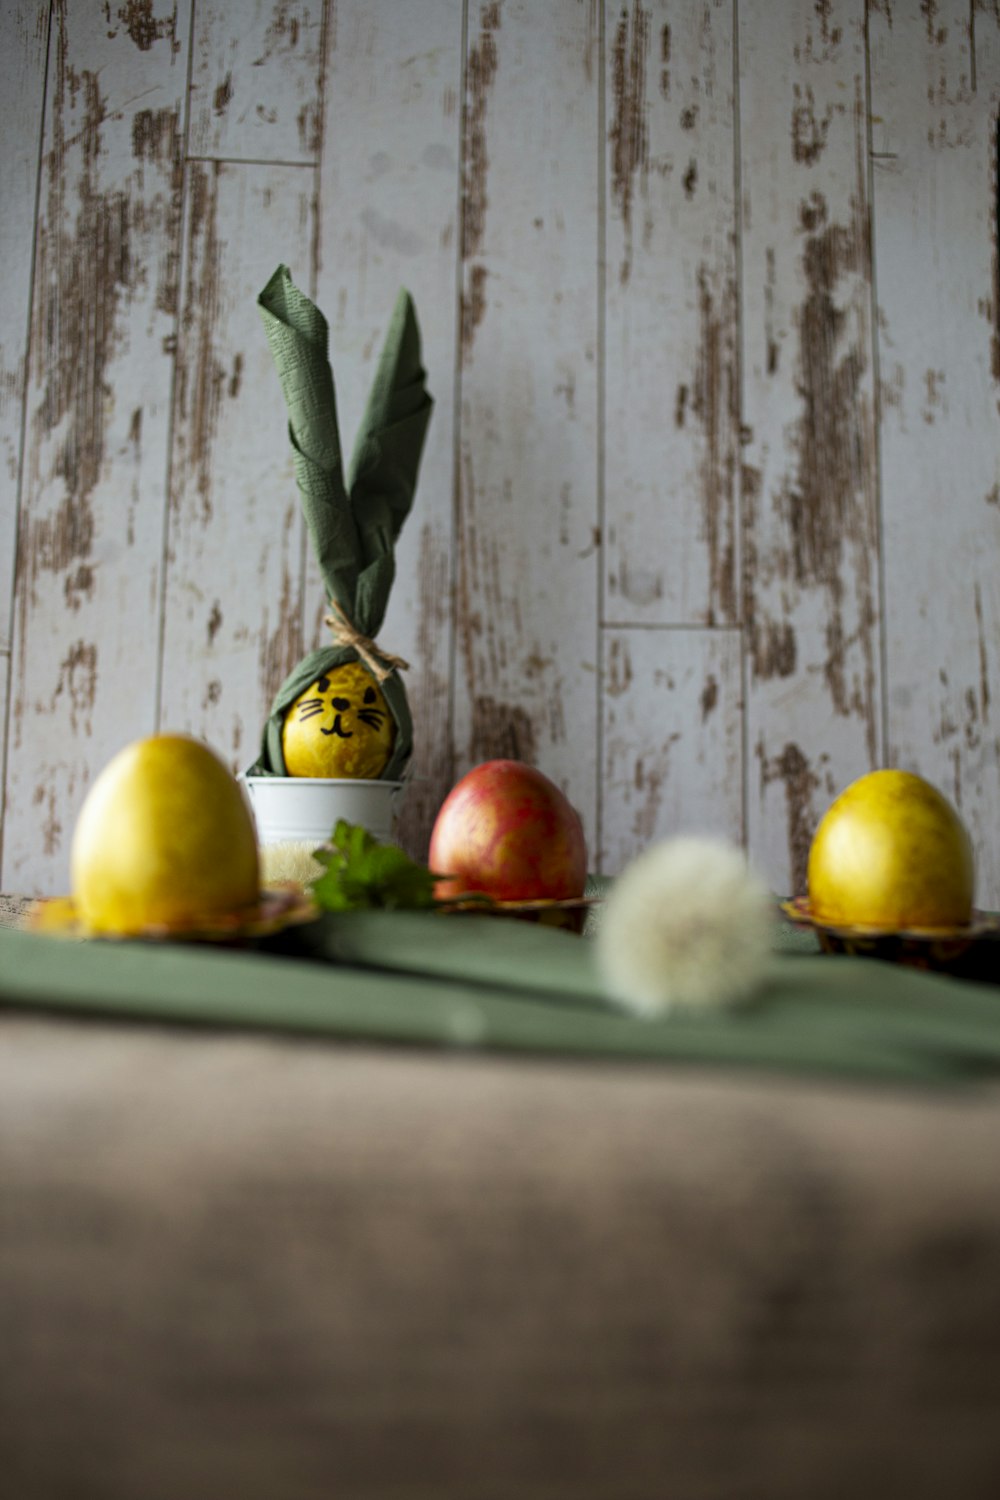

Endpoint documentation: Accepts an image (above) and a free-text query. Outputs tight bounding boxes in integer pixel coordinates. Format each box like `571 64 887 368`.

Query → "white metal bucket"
242 775 405 848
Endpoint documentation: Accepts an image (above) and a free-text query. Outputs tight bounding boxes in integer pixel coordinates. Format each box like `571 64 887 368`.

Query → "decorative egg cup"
25 883 318 947
781 897 1000 983
438 894 600 936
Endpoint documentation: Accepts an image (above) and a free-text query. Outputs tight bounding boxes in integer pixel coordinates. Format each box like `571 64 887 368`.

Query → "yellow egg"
71 734 260 935
281 661 396 779
807 768 974 931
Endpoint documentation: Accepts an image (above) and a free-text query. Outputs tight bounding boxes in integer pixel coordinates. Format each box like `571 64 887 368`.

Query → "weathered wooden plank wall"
454 0 602 856
5 1 189 892
0 0 50 844
1 0 998 907
741 0 882 897
601 0 744 867
159 161 314 763
318 0 463 852
870 0 1000 909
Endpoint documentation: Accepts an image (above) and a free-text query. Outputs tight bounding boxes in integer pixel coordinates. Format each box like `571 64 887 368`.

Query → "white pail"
242 776 405 848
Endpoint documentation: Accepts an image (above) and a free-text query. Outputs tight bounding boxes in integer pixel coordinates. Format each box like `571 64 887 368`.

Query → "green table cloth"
3 908 1000 1087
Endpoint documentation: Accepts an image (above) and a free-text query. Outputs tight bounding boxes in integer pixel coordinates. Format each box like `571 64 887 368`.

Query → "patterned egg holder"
781 897 1000 984
26 883 319 947
437 895 601 936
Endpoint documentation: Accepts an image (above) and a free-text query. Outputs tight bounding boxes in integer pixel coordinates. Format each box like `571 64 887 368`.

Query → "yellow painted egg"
71 734 260 935
807 768 974 931
281 661 396 779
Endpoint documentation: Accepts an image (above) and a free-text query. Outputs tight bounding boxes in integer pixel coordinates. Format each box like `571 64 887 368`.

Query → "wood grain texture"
4 0 189 896
158 163 314 770
188 0 326 165
870 0 1000 909
0 0 49 657
599 626 743 871
604 0 739 629
1 1 998 904
455 0 601 858
740 0 883 899
315 0 463 859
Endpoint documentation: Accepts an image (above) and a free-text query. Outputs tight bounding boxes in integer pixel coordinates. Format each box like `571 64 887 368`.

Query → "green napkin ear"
257 265 345 476
257 266 361 614
349 289 434 577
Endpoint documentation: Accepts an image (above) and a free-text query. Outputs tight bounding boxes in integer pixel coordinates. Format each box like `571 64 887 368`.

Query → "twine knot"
324 599 410 684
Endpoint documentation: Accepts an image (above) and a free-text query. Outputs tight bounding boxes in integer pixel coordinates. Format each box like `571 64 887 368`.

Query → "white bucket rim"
242 774 405 791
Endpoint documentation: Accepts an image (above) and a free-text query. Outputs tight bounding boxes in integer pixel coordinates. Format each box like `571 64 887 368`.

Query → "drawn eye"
317 676 331 692
363 686 377 705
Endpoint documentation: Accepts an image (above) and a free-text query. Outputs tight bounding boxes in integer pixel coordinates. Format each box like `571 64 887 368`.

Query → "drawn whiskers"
297 698 325 720
357 709 386 730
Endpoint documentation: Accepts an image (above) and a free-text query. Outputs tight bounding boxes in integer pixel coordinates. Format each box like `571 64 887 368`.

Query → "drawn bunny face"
282 661 395 779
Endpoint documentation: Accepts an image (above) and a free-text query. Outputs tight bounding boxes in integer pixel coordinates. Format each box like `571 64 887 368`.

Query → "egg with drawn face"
281 661 396 779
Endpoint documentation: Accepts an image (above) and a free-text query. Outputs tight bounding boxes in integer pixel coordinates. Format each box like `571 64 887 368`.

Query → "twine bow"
324 599 410 684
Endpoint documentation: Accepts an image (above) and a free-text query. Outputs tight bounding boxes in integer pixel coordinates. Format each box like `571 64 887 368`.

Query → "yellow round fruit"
807 768 974 931
71 734 260 935
281 661 395 779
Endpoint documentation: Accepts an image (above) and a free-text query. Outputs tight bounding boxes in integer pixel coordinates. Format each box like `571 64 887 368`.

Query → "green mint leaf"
308 819 445 912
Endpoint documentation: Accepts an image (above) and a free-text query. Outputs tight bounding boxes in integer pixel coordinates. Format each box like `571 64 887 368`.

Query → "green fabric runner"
3 912 1000 1087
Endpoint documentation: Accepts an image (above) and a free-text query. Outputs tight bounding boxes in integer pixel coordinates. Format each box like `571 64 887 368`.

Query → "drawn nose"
331 697 350 712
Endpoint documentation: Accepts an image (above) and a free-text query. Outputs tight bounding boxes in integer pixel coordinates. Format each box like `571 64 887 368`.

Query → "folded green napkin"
3 915 1000 1088
247 266 433 779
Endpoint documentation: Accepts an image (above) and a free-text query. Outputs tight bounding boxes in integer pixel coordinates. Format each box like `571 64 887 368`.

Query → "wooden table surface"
4 893 1000 1499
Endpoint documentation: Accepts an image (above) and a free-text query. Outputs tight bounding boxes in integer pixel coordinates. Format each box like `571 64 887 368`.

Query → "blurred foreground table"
2 896 1000 1500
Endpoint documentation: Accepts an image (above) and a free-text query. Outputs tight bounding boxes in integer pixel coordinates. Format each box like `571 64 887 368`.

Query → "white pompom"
596 837 773 1017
